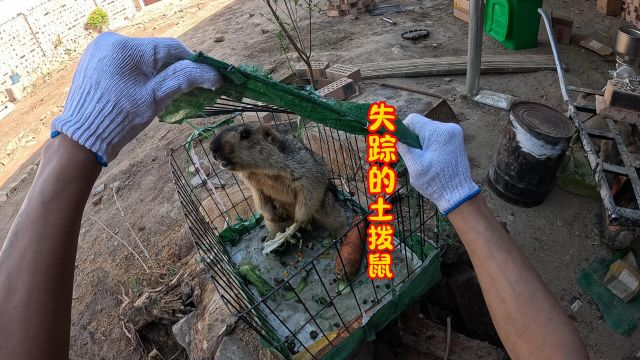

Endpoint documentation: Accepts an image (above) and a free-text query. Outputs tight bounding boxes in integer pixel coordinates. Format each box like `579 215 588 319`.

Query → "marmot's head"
210 123 279 171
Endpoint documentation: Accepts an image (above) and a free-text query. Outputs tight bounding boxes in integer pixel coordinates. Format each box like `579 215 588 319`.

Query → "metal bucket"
488 102 575 207
615 26 640 70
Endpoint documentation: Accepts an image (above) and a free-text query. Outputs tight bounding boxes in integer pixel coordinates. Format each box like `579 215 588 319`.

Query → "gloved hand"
397 114 480 214
52 32 222 164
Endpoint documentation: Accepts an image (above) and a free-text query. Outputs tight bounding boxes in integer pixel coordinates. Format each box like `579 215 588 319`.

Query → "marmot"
209 123 348 253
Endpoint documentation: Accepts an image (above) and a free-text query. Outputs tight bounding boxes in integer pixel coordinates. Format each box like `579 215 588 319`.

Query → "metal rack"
540 9 640 227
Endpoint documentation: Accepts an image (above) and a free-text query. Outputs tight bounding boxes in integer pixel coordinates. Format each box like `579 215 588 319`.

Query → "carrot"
334 215 367 280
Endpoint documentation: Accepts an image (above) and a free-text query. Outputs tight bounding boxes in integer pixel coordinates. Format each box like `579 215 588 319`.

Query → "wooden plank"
358 55 562 79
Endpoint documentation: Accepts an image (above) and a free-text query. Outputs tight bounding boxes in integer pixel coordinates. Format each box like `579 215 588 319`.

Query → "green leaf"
218 213 263 246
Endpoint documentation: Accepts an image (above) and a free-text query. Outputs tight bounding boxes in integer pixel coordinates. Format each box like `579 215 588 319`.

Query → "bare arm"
0 33 222 359
397 114 588 359
0 135 101 359
448 196 589 359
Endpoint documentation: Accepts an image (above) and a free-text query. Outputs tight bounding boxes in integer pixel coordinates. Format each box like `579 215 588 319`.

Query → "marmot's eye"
240 128 251 140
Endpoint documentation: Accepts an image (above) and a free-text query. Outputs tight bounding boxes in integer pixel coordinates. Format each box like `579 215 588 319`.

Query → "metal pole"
465 0 484 97
538 8 570 102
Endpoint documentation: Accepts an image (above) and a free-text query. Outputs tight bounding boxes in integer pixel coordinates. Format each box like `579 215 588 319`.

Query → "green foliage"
86 8 109 32
218 213 264 246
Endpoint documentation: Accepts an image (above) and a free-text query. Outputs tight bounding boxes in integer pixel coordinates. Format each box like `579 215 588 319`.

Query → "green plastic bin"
484 0 543 50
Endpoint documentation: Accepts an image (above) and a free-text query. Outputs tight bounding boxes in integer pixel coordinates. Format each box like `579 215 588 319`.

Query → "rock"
171 276 235 360
214 35 225 42
172 312 196 360
444 77 452 83
248 12 255 17
214 336 257 360
260 28 269 34
92 183 105 195
92 196 102 206
177 226 195 260
348 14 359 20
0 192 8 203
137 224 145 232
109 181 122 193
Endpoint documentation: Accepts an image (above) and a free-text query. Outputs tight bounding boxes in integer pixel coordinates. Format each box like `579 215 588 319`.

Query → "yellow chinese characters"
366 134 398 163
367 224 394 251
367 253 394 279
367 165 397 195
365 101 397 280
367 101 397 132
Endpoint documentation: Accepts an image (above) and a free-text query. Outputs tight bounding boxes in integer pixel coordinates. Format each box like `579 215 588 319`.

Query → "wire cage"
169 101 446 359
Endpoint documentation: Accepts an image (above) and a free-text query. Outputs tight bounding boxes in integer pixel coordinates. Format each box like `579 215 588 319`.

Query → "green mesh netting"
159 53 421 149
577 253 640 336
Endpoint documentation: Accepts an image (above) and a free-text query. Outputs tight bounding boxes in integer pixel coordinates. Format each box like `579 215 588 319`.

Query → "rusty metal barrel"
488 101 575 207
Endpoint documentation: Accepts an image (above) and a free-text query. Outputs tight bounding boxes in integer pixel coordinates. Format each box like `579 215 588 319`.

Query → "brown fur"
210 123 348 239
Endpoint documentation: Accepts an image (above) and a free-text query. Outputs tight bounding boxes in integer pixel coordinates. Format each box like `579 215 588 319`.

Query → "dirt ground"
0 0 639 358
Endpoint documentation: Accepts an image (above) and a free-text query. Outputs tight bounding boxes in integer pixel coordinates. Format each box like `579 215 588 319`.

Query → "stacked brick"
624 0 640 27
326 0 375 17
295 62 361 100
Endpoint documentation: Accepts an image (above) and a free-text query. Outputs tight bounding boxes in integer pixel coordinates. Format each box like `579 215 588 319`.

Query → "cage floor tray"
225 219 430 355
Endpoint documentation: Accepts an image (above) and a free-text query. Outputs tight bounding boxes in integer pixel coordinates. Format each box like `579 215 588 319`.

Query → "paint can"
488 101 575 206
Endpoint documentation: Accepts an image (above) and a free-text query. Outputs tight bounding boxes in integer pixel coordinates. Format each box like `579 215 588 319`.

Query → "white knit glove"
52 32 223 164
397 114 480 214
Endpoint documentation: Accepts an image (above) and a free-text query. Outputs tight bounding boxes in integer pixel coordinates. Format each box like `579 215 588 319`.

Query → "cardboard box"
603 252 640 302
604 79 640 113
597 0 623 16
551 16 573 44
453 0 470 22
596 95 640 124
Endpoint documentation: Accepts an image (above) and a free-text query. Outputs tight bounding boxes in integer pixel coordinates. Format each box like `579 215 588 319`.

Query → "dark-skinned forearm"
448 196 588 360
0 134 101 360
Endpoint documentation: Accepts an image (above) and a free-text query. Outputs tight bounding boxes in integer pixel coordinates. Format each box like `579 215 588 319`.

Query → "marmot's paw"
262 223 301 254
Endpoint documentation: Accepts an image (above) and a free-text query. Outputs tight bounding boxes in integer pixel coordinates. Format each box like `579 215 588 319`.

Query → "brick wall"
0 0 138 104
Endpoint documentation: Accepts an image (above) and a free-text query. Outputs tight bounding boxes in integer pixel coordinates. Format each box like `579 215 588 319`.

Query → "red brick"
326 64 361 82
310 61 330 79
294 63 309 80
313 78 333 89
317 78 358 100
327 9 348 16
